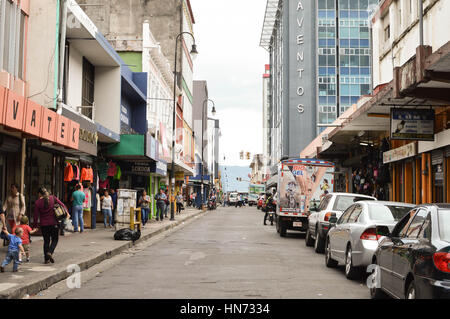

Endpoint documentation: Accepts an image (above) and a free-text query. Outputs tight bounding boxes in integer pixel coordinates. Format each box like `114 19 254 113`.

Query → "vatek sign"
0 86 80 150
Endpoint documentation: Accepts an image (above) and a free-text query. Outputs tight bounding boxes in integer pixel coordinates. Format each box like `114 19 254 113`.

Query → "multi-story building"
78 0 198 195
301 0 450 203
260 0 379 173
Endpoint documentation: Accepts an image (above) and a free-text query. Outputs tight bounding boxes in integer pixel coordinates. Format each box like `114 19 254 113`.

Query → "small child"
13 216 38 262
1 227 25 273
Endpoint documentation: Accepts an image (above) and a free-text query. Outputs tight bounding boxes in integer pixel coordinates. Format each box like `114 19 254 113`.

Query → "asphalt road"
60 206 370 299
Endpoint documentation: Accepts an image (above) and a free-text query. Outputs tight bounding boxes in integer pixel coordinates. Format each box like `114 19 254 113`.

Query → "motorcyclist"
264 191 276 226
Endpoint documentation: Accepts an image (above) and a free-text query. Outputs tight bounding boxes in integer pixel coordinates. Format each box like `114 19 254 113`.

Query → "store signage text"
0 85 80 150
383 143 417 164
296 1 307 114
79 128 98 146
390 109 435 141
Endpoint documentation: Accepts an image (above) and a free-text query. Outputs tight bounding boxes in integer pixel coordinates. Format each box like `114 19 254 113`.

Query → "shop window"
0 0 27 79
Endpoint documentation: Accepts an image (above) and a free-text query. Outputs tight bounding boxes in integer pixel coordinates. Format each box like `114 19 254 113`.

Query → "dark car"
370 204 450 299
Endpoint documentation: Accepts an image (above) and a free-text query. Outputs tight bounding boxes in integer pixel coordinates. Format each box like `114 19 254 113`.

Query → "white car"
306 193 377 253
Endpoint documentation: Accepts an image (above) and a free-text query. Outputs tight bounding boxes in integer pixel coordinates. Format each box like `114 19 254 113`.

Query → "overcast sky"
191 0 268 167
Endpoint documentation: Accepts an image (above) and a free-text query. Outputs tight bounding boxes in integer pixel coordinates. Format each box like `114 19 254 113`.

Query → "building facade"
260 0 379 174
301 0 450 204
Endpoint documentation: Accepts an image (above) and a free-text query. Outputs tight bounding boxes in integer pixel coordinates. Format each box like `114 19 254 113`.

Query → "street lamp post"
170 32 198 221
201 99 216 209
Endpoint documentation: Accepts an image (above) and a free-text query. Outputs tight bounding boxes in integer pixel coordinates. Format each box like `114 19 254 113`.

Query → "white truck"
228 192 239 206
275 158 335 237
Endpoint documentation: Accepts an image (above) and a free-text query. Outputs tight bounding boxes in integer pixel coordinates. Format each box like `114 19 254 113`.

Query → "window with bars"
82 57 95 119
0 0 27 79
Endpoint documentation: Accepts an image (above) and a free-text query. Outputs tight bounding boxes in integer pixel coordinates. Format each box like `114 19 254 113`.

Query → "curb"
0 209 207 299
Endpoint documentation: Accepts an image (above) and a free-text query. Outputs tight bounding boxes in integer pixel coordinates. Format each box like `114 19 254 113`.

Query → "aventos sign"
0 85 80 150
295 1 307 114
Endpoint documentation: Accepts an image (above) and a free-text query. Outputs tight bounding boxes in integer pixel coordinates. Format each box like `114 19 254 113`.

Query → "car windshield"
438 210 450 242
368 205 412 222
333 196 374 212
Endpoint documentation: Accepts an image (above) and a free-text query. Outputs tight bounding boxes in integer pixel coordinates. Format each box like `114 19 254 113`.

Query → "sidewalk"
0 208 206 299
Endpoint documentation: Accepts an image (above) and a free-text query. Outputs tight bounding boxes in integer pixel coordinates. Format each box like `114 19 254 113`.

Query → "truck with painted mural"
248 184 265 206
276 158 335 237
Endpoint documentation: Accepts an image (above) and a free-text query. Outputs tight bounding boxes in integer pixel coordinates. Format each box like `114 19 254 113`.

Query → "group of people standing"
152 188 184 222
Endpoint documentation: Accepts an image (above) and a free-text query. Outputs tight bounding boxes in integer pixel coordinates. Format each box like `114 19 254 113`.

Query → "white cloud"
191 0 268 166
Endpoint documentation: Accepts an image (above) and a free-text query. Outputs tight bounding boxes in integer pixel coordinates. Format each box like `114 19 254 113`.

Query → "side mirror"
329 216 338 224
328 213 338 224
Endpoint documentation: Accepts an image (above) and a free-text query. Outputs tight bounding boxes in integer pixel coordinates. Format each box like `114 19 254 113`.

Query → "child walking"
1 227 25 273
13 216 38 262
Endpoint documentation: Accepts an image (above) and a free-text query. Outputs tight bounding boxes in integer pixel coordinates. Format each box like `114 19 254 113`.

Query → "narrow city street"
59 207 369 299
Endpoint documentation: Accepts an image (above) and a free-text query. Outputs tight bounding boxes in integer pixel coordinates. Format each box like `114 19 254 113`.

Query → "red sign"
0 86 80 151
40 107 57 142
23 99 42 137
4 90 25 130
56 115 70 146
0 85 5 125
68 120 80 150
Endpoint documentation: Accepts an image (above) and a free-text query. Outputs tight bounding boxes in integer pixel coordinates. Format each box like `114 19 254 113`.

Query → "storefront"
25 106 97 227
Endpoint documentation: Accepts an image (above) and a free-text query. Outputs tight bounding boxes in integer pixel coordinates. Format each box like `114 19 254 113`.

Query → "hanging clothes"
107 161 117 177
113 165 122 180
81 167 89 182
73 164 80 181
98 162 108 180
64 163 74 182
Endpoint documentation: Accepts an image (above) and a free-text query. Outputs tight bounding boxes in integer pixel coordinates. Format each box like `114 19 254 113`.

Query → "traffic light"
240 151 244 160
246 152 251 160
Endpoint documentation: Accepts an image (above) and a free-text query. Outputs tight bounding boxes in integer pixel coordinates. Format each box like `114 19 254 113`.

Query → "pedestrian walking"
110 189 118 226
164 189 169 218
71 184 86 233
138 190 150 226
176 192 183 215
0 199 7 247
13 216 37 262
2 184 26 232
0 227 25 273
33 187 67 264
101 190 114 228
154 189 167 221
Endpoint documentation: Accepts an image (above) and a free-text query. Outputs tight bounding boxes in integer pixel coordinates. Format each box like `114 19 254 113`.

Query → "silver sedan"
325 201 415 279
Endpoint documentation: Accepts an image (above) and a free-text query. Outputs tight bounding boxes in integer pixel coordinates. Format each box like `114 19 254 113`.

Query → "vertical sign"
288 0 316 155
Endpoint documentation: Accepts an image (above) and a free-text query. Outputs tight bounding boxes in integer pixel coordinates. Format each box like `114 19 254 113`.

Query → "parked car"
306 193 377 253
325 201 415 279
369 204 450 299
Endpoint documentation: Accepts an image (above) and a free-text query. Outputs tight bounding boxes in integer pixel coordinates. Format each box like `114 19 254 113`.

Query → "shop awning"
107 134 147 160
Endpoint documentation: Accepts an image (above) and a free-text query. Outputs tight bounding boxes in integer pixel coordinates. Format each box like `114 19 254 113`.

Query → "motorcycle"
264 200 276 226
208 198 217 210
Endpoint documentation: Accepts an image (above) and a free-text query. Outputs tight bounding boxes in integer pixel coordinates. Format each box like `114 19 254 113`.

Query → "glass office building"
318 0 379 127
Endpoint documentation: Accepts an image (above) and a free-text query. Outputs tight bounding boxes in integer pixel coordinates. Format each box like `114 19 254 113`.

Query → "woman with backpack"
2 184 26 232
33 187 68 264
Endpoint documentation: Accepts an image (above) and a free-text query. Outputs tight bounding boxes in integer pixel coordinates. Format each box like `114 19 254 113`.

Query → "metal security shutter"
445 146 450 158
0 134 20 152
432 150 444 166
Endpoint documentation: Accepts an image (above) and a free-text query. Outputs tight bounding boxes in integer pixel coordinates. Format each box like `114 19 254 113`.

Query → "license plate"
293 222 303 227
